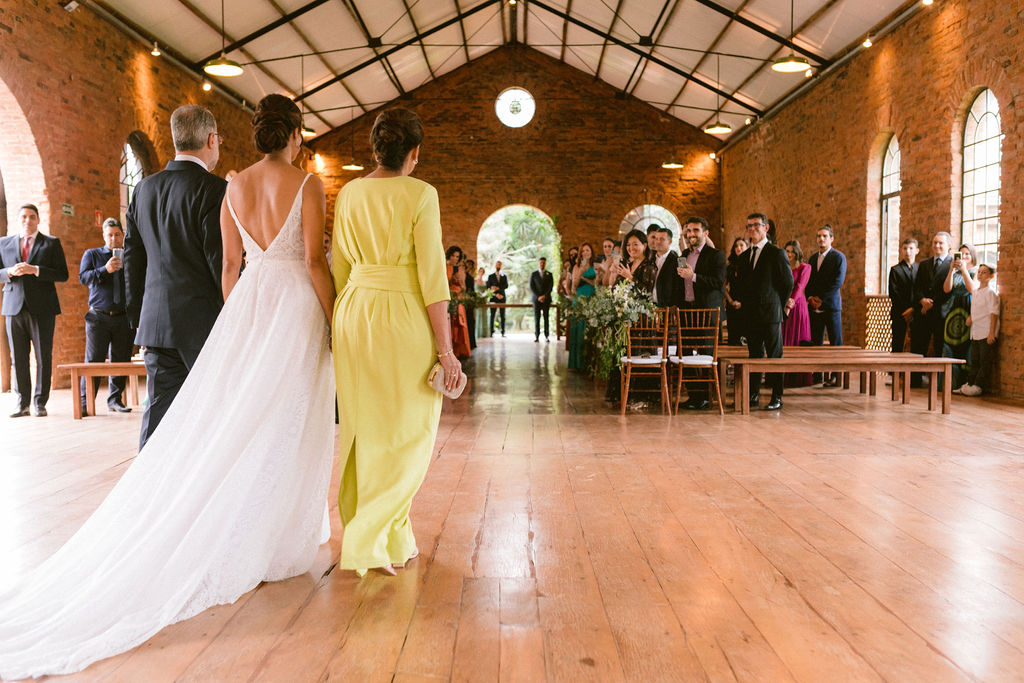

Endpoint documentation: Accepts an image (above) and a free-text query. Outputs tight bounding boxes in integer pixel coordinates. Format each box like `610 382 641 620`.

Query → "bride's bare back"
226 161 311 250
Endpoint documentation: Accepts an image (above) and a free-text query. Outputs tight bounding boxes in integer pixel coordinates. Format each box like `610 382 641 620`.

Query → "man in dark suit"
79 217 133 414
0 203 69 417
529 257 554 342
125 104 226 448
650 226 679 308
675 216 726 409
888 238 919 354
806 224 847 385
734 212 794 411
486 261 509 336
910 231 953 387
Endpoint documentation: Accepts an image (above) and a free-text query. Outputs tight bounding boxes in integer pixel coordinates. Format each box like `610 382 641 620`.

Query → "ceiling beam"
594 0 625 81
264 0 367 118
691 0 830 66
559 0 573 62
401 0 437 81
530 0 761 114
624 0 680 95
172 0 332 128
298 0 501 102
342 0 406 96
195 0 330 67
452 0 473 63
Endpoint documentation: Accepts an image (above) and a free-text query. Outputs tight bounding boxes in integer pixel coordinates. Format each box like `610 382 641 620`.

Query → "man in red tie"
0 203 69 417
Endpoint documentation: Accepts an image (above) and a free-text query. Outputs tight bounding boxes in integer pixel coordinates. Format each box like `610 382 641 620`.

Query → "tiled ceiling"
95 0 916 139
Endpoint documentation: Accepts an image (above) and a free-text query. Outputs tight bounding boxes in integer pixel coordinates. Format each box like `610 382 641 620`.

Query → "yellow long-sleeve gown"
331 176 450 573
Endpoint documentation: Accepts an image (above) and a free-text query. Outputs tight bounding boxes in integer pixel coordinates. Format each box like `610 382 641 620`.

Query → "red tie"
22 236 31 262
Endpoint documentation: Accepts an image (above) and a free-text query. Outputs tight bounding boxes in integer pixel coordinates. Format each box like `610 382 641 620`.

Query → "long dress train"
0 175 335 680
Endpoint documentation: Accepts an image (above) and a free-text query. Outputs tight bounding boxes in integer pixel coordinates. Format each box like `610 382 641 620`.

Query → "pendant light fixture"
772 0 811 74
150 41 161 57
203 0 244 77
704 53 732 136
661 160 684 169
299 55 316 138
342 132 364 171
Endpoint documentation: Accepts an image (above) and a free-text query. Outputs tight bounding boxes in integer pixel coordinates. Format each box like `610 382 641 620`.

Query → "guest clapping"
613 229 657 294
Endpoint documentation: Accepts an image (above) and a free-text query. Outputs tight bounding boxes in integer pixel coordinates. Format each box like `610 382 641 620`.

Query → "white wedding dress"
0 174 335 679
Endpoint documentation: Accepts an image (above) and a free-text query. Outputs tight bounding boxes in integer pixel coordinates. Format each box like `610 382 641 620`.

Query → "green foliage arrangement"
572 281 656 380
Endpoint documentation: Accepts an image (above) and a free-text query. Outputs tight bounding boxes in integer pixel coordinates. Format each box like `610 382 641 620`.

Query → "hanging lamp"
772 0 811 74
203 0 244 77
342 132 364 171
298 56 316 138
704 53 732 135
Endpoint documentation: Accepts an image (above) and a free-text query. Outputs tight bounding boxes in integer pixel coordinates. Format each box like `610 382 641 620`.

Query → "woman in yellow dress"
331 108 462 576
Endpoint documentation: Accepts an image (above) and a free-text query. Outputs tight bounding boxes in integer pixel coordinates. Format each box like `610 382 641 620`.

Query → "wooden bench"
718 345 867 389
58 361 147 419
730 355 965 415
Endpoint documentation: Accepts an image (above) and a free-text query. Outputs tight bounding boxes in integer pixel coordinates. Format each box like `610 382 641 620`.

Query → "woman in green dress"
567 242 597 370
332 108 462 576
942 243 978 390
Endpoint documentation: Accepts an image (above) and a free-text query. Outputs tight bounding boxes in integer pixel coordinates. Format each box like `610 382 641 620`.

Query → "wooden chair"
669 308 723 415
620 308 671 415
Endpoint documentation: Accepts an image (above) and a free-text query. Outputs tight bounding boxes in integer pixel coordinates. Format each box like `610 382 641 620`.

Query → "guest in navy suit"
79 218 133 414
0 203 70 417
806 224 847 385
125 105 226 448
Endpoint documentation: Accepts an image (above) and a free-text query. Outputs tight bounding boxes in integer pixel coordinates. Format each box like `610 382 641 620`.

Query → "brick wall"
314 46 722 261
0 1 259 388
721 0 1023 398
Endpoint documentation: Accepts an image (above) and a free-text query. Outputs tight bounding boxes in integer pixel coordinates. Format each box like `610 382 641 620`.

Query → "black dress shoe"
749 395 760 408
9 407 30 418
764 397 783 411
109 403 132 413
686 399 710 410
32 406 47 417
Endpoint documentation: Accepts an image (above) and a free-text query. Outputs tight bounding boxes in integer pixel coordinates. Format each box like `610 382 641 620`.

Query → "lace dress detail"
0 174 336 680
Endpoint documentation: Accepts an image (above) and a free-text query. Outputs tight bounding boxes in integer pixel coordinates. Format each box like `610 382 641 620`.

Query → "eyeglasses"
745 222 764 229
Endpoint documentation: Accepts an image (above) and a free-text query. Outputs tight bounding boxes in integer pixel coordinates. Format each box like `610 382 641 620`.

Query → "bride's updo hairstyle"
371 108 423 170
252 94 302 154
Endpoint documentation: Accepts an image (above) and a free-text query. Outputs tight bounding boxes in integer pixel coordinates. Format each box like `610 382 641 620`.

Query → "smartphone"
953 253 962 261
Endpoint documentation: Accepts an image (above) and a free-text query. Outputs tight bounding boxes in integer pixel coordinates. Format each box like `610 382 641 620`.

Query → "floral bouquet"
449 289 490 315
573 281 656 379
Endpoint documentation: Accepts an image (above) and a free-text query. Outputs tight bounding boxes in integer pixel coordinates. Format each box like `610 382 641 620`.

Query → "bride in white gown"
0 94 337 680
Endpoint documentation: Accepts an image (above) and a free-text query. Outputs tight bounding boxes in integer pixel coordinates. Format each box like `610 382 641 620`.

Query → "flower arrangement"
573 281 656 379
448 289 490 316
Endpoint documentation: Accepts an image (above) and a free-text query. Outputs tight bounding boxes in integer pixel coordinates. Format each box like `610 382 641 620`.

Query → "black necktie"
749 246 758 270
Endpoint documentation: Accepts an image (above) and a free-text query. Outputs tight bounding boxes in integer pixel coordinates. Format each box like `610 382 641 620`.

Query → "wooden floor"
4 336 1024 682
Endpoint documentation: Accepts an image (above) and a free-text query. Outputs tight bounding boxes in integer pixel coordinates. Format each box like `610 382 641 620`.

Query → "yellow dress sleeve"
331 195 352 294
413 185 449 306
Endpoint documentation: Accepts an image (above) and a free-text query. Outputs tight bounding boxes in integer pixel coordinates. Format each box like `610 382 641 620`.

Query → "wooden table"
730 355 965 414
718 345 866 389
58 361 147 419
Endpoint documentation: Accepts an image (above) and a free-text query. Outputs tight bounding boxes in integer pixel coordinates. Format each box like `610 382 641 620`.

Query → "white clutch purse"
428 362 468 399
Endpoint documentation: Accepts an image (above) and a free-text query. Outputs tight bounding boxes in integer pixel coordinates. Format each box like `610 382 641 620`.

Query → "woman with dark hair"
446 245 472 358
331 107 459 576
783 239 812 385
612 229 657 294
463 257 478 349
943 242 978 390
568 242 597 370
724 237 748 345
559 246 579 298
0 93 338 677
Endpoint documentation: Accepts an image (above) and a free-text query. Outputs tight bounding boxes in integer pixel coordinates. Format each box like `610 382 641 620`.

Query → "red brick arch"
0 75 48 235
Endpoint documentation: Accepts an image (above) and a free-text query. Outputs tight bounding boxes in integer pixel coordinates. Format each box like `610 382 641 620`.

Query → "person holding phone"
78 217 134 414
942 243 978 390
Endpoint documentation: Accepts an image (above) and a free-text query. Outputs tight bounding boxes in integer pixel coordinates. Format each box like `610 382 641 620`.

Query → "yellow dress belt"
346 264 420 294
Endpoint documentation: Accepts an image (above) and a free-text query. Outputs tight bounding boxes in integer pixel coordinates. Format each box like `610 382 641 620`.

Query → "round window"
495 87 535 128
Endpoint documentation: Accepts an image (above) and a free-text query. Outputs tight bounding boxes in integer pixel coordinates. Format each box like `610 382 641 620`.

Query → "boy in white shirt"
960 264 999 396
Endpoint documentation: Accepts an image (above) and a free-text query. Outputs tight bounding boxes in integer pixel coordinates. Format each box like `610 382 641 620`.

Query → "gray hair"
171 105 217 152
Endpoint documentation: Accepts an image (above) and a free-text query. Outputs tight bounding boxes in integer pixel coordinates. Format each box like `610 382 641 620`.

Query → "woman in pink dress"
783 240 812 386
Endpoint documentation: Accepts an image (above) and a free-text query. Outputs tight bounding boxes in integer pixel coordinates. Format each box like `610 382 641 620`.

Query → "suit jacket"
652 250 679 307
805 248 847 312
888 260 918 319
735 242 794 325
529 269 554 304
125 160 227 351
912 255 952 319
676 245 726 309
0 232 69 317
486 272 508 303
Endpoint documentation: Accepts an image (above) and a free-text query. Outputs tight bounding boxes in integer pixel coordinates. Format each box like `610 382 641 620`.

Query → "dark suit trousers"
747 322 783 399
80 310 134 407
533 301 550 339
140 345 201 450
490 306 505 334
6 310 55 410
891 316 909 353
810 309 843 346
910 312 944 387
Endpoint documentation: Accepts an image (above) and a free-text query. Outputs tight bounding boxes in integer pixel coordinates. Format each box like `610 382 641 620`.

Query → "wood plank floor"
3 335 1024 681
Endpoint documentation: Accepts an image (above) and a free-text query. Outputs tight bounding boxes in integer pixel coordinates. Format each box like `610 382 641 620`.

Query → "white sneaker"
960 384 983 396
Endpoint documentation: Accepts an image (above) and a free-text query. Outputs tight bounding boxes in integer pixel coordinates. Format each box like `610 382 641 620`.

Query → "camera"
953 253 962 261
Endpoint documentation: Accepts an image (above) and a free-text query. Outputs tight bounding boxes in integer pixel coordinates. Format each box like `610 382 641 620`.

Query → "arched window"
879 135 900 293
619 204 681 253
962 89 1002 267
119 141 144 225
